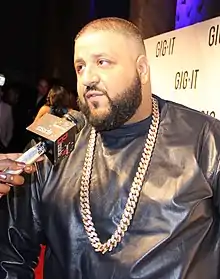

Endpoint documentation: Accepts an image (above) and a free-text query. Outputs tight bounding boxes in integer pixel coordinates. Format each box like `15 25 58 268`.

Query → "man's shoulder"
0 101 12 114
159 97 219 128
154 96 220 147
1 101 11 109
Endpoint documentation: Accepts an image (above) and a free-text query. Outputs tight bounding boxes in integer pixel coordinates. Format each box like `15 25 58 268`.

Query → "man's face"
8 89 19 105
74 31 142 131
37 79 49 96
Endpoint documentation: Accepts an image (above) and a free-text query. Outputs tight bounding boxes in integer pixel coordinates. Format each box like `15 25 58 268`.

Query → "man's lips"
85 91 104 99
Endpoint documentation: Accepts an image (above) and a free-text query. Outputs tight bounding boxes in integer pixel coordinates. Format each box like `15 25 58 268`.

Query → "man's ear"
136 55 149 84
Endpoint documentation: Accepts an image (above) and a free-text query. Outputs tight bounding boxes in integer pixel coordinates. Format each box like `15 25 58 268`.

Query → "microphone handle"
4 142 47 175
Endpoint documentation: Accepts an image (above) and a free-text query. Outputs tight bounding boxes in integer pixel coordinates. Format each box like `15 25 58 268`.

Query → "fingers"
23 155 45 173
0 159 26 172
0 183 10 197
0 153 44 162
0 173 25 199
36 155 45 162
0 154 45 173
0 153 22 161
0 157 43 177
0 173 25 186
0 153 45 199
23 165 35 174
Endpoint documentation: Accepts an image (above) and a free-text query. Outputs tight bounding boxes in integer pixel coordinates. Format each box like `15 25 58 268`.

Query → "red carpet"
35 245 45 279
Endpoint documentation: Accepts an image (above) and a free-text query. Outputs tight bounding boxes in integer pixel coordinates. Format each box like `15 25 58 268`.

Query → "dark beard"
77 75 142 131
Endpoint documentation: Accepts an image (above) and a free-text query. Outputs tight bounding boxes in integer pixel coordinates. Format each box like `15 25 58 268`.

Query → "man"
0 17 220 279
29 78 50 122
0 87 13 152
36 78 49 109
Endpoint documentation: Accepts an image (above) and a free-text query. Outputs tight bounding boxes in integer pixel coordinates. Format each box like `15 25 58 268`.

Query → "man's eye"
98 60 109 66
76 65 84 73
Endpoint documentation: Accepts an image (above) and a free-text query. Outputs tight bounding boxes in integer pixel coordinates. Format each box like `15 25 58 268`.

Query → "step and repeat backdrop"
144 16 220 119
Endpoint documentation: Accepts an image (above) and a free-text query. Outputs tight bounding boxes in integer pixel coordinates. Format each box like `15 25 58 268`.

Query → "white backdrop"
144 16 220 119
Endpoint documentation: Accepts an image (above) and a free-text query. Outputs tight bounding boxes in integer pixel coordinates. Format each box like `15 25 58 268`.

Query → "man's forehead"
74 30 135 59
38 79 48 85
76 29 124 43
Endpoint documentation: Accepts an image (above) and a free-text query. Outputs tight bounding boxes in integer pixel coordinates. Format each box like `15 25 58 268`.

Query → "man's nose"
82 67 100 87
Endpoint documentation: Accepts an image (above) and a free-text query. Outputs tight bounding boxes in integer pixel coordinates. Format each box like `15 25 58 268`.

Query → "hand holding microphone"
4 110 85 175
0 153 43 198
0 110 85 197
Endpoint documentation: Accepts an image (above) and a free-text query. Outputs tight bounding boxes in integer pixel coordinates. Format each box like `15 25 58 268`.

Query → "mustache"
84 85 107 96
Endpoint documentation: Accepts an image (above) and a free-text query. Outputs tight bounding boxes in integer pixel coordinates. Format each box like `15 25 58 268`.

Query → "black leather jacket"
1 98 220 279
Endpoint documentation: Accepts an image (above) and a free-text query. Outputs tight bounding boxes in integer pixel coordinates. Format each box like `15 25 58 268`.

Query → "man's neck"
125 95 152 125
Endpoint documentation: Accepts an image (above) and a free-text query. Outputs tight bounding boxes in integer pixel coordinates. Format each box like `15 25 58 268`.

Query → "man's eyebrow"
74 53 116 64
92 53 113 58
74 58 84 64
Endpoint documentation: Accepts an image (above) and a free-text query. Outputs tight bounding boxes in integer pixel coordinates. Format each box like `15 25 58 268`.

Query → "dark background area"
0 0 220 153
1 0 220 90
0 0 130 89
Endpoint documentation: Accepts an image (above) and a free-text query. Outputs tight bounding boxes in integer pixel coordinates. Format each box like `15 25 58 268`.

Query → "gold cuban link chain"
80 97 160 254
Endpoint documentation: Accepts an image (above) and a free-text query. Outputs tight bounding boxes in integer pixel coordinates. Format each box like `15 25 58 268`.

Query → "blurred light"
175 0 208 29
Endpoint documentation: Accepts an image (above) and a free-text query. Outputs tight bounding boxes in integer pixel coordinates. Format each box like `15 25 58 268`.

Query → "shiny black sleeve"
0 157 51 279
199 117 220 215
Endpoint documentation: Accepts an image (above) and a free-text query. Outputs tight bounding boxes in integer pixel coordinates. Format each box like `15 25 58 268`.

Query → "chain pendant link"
80 98 160 254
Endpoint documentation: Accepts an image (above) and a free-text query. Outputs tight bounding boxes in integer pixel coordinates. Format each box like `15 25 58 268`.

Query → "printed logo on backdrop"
144 17 220 120
174 69 216 117
174 69 199 90
156 37 176 57
201 110 216 117
208 24 220 46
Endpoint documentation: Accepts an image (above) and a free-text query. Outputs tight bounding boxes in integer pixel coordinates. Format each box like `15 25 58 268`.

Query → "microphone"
4 110 85 175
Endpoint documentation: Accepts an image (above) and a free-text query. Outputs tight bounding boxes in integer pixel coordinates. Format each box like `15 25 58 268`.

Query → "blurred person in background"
70 89 79 111
33 83 74 279
3 83 32 152
0 86 13 152
29 77 50 121
3 85 19 107
34 85 74 122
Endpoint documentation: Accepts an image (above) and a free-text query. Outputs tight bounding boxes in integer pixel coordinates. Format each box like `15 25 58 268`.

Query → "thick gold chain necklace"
80 97 160 254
